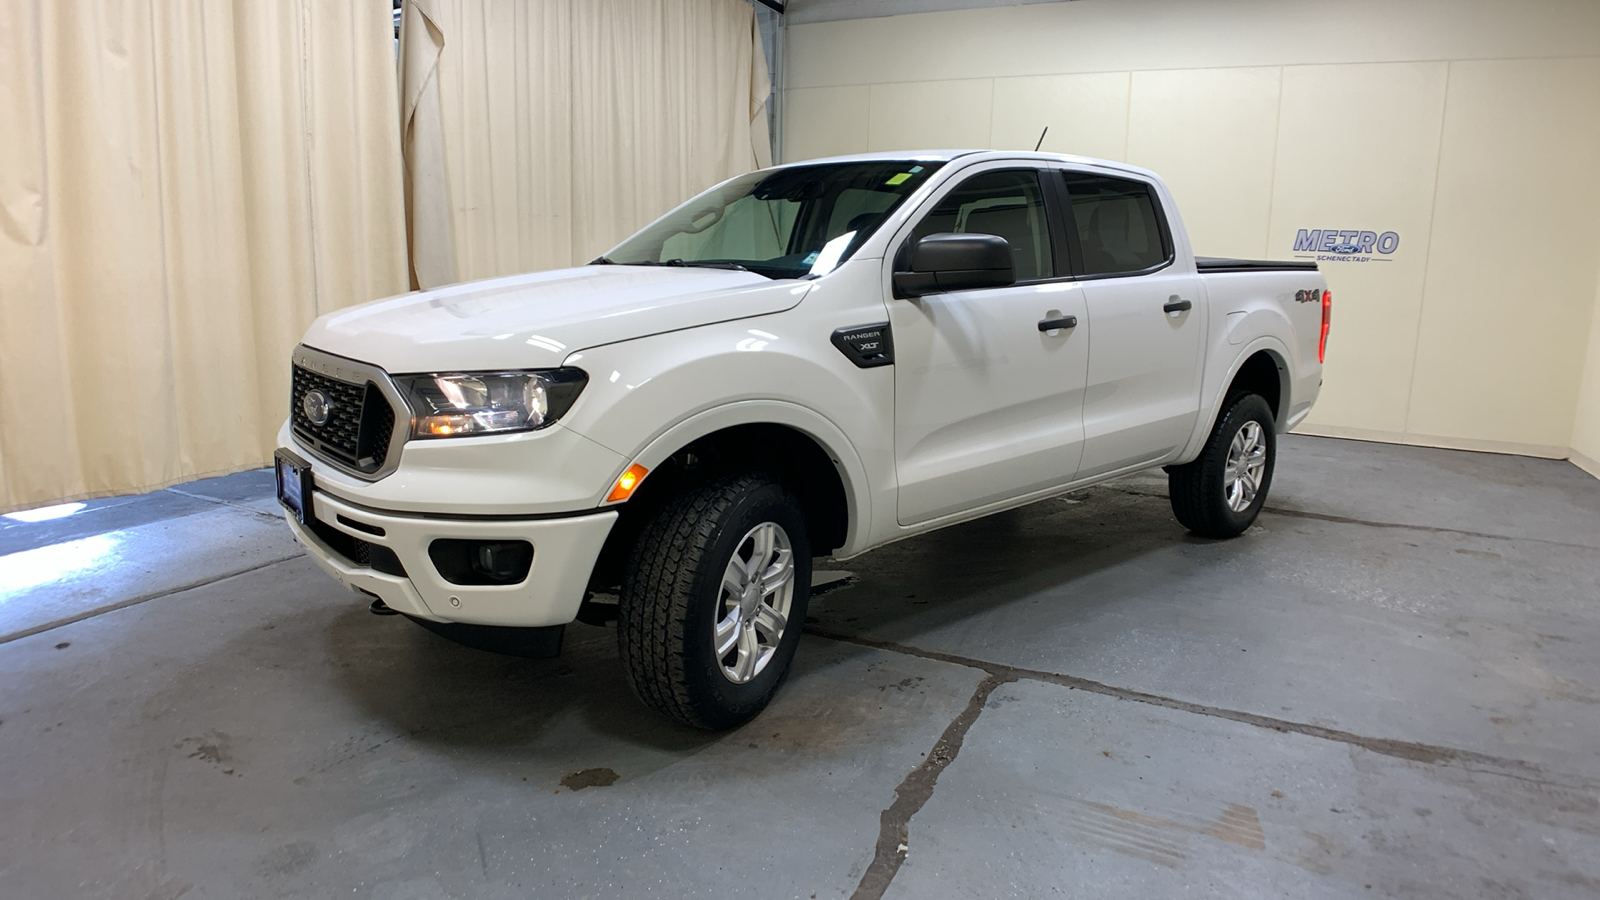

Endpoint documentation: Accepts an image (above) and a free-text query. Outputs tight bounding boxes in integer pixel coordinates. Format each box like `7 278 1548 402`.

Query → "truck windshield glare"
602 161 945 279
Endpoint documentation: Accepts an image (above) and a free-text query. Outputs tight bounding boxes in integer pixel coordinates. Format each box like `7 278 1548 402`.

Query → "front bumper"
286 487 617 628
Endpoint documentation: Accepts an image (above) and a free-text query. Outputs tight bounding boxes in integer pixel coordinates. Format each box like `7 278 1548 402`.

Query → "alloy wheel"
1223 420 1268 513
713 521 795 684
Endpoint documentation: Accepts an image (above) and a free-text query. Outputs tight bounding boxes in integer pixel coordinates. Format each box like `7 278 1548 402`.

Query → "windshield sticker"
802 251 820 265
885 173 912 186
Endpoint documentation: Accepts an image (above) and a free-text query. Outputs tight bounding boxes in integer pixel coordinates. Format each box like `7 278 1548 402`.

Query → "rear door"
1059 169 1205 478
888 164 1090 525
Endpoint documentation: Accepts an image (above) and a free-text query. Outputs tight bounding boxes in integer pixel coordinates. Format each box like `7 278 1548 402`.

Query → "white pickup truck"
275 151 1331 729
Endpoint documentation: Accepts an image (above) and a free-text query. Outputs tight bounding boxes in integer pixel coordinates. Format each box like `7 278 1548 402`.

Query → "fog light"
429 539 534 586
476 543 522 580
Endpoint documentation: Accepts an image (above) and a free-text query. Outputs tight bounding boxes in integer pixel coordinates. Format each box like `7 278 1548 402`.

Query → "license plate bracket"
275 449 314 524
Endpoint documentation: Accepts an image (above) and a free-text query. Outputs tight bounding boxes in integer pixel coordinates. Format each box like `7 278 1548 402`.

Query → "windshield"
602 161 946 279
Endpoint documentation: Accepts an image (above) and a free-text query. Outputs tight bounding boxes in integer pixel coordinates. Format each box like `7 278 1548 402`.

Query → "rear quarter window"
1061 172 1170 276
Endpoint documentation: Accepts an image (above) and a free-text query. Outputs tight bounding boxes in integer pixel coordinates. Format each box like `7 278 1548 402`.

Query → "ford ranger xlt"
275 151 1332 729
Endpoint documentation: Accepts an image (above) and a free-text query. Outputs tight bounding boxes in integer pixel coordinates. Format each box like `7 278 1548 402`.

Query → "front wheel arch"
587 411 859 594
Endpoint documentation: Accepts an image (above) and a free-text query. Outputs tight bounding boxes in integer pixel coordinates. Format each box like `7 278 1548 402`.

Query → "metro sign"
1293 228 1400 263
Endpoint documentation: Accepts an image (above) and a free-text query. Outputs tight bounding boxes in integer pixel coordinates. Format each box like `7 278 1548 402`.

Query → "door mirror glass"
894 233 1016 297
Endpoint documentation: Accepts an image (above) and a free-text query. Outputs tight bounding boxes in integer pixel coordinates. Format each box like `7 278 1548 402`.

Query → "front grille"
291 365 397 475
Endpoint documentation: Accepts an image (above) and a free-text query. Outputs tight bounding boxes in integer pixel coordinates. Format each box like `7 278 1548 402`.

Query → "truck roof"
775 150 1157 180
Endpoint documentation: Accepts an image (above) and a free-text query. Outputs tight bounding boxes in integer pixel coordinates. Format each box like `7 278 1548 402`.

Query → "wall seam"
1567 247 1600 455
1399 60 1455 440
986 76 996 147
1261 67 1284 260
865 83 876 150
1120 71 1132 160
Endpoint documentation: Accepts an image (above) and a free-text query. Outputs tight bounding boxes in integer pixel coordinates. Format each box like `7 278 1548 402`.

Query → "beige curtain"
0 0 408 514
401 0 772 286
399 0 457 290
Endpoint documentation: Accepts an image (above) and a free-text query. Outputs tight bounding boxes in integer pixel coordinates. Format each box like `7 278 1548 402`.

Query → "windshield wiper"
606 258 754 273
659 259 749 272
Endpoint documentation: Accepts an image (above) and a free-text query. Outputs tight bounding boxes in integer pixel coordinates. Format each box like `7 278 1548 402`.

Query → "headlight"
396 369 588 439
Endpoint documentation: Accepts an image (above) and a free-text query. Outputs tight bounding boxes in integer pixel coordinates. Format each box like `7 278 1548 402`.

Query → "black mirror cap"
893 232 1015 298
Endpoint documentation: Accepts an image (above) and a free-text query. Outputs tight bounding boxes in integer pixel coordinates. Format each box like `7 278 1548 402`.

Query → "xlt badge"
831 323 894 368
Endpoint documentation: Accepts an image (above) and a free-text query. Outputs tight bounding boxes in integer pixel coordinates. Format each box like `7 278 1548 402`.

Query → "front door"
889 166 1091 526
1059 169 1205 478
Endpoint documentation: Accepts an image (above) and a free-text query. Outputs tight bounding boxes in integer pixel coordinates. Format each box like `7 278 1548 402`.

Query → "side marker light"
606 464 649 503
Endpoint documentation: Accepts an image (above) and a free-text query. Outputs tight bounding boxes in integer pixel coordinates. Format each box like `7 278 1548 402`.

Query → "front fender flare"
606 400 873 555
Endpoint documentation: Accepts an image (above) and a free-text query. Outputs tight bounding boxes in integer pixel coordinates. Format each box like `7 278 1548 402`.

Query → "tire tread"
617 473 794 729
1168 392 1275 539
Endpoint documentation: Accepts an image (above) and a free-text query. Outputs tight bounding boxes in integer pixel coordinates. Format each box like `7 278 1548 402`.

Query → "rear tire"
1167 393 1276 538
617 473 811 730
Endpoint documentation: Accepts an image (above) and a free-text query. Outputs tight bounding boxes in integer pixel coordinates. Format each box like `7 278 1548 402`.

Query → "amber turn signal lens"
606 463 649 503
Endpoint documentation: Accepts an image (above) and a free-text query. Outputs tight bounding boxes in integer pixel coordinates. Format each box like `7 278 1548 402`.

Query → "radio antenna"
1034 127 1049 152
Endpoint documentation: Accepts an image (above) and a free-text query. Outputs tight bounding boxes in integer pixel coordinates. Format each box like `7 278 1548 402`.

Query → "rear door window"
1061 172 1170 276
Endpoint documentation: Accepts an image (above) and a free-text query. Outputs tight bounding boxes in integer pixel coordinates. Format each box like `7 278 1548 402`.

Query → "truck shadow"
319 605 721 756
805 482 1197 649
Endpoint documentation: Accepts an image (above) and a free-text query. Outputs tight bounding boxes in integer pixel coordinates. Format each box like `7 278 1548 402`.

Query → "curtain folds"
399 0 457 290
403 0 771 286
0 0 767 511
0 0 407 514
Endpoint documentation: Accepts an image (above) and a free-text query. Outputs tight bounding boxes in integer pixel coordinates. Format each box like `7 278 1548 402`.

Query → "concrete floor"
2 435 1598 899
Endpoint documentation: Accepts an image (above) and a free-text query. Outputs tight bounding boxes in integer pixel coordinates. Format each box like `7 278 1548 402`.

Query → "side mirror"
893 233 1015 298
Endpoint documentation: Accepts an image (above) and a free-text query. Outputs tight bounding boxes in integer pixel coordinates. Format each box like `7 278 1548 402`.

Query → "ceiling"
781 0 1077 26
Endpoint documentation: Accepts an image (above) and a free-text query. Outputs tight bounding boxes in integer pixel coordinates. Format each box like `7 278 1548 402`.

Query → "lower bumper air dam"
404 615 566 659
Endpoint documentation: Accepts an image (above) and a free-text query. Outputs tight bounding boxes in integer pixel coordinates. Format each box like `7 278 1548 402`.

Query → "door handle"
1163 297 1193 314
1038 315 1077 332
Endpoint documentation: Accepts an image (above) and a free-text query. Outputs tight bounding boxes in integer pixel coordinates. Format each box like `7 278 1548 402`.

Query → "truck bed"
1195 257 1319 273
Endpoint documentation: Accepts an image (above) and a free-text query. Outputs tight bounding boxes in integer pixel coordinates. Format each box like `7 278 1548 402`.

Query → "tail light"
1318 289 1332 364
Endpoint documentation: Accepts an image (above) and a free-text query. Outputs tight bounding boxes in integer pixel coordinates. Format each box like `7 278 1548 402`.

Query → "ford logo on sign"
302 390 333 426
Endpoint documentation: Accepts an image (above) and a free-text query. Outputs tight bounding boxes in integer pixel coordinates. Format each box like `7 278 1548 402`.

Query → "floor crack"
164 487 284 523
0 554 304 645
850 672 1014 900
1104 487 1600 551
809 628 1594 794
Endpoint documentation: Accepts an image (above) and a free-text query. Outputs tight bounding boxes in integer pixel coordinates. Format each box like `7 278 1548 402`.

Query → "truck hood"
302 265 812 373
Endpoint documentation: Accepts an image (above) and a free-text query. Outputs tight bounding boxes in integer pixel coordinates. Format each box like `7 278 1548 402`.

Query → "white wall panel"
783 86 871 161
1271 63 1449 435
783 1 1600 469
1126 68 1281 259
990 72 1131 160
1406 58 1600 448
787 0 1600 89
866 79 995 152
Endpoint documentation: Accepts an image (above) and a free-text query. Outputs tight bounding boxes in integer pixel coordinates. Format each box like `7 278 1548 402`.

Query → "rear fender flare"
1176 335 1293 463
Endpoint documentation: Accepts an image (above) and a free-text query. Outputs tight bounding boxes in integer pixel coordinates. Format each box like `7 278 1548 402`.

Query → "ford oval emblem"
302 390 333 426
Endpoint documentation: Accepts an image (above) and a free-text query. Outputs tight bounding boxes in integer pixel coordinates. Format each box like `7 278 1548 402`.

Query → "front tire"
617 473 812 730
1167 393 1276 538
